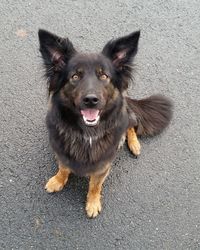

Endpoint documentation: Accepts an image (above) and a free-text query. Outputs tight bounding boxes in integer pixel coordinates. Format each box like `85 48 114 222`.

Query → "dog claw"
129 142 141 156
86 199 102 218
45 176 65 193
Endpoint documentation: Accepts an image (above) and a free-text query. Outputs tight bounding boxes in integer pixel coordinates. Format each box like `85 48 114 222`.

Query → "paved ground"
1 0 200 249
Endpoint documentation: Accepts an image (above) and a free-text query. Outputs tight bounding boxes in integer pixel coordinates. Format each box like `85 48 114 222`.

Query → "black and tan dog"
38 29 172 218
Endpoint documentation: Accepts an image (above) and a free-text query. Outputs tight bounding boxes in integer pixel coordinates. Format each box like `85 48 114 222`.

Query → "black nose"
83 94 99 107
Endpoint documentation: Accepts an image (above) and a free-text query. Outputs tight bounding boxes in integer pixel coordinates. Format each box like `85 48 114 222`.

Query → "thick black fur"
38 29 172 176
46 93 129 176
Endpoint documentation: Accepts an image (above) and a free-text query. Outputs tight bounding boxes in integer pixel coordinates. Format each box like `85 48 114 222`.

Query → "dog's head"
39 29 140 127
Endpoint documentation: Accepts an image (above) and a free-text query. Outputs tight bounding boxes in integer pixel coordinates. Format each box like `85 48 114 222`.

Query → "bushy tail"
126 95 173 136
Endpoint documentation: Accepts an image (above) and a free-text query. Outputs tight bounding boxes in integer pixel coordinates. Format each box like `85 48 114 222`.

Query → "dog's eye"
72 74 80 81
99 74 108 80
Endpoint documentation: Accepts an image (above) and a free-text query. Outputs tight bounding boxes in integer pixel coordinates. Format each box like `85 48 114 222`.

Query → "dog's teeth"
83 115 100 126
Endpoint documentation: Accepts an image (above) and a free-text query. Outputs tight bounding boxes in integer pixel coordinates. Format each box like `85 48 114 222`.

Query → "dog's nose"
83 94 99 107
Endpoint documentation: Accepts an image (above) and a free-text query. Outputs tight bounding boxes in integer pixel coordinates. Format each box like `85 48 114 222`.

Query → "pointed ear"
102 31 140 68
38 29 76 73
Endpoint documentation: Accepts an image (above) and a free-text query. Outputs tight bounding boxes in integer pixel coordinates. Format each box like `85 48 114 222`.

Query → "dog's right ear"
102 31 140 90
38 29 76 75
102 31 140 68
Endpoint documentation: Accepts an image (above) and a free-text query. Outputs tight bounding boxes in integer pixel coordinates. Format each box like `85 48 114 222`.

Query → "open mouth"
81 109 100 126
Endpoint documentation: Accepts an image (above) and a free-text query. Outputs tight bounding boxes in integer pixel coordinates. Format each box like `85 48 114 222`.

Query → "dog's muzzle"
81 109 100 126
80 94 101 126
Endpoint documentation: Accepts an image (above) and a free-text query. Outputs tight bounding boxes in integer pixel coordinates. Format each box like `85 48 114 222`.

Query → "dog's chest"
47 108 129 175
62 128 119 164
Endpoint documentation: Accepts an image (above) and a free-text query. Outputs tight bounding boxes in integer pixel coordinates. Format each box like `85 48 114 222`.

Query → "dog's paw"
45 176 65 193
86 198 102 218
128 140 141 156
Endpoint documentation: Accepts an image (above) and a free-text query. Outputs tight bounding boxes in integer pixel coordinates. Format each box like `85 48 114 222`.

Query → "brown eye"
99 74 108 80
72 74 80 81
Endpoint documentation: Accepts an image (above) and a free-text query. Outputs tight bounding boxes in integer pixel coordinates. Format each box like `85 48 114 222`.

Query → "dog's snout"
83 94 99 107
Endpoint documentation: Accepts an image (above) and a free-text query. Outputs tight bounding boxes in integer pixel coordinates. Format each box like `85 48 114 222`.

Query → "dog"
38 29 172 218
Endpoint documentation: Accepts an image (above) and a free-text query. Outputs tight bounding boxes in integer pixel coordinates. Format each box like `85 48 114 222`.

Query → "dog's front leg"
45 161 71 193
86 165 110 218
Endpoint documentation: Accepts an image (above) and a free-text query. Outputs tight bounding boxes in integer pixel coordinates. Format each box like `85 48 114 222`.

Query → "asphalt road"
1 0 200 249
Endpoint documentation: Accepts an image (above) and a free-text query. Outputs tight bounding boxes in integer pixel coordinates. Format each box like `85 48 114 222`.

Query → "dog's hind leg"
86 165 110 218
45 162 71 193
127 127 141 156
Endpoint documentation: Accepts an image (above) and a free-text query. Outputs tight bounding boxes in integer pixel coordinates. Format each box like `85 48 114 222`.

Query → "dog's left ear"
38 29 77 92
102 31 140 68
38 29 76 73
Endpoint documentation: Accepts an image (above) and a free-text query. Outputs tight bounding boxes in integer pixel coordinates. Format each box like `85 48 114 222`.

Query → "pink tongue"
81 109 99 121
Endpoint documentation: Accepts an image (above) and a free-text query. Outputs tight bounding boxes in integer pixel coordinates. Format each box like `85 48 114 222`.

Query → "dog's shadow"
64 173 89 200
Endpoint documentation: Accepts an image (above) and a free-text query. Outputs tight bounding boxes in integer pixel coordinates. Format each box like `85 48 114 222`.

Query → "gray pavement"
1 0 200 249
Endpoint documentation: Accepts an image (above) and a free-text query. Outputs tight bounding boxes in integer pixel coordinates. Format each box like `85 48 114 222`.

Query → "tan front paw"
128 140 141 156
45 176 65 193
86 197 102 218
